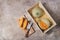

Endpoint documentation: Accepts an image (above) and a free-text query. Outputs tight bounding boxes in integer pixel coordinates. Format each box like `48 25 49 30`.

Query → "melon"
39 18 50 30
32 7 43 18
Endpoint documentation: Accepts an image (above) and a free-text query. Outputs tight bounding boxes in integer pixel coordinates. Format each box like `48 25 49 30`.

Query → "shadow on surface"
43 3 60 34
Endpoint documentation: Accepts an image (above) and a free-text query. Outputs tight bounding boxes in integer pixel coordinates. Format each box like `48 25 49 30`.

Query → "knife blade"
25 21 33 37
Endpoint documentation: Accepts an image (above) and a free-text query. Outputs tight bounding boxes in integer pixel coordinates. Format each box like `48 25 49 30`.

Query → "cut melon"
39 18 50 30
19 17 24 27
23 19 28 29
32 7 43 18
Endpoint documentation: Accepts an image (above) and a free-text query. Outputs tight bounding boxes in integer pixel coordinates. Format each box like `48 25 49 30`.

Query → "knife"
25 21 33 37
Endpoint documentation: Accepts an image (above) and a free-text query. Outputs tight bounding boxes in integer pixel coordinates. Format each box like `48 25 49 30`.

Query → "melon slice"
23 19 28 29
19 17 24 27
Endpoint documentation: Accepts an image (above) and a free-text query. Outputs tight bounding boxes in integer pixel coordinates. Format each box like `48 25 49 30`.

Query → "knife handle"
25 29 30 37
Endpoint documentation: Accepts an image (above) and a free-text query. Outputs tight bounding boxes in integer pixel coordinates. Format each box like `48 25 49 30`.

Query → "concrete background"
0 0 60 40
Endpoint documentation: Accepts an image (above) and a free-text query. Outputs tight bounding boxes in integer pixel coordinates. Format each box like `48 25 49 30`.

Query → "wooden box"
27 2 56 33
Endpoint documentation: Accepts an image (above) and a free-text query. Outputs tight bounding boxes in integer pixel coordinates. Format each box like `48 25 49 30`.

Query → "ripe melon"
32 7 43 18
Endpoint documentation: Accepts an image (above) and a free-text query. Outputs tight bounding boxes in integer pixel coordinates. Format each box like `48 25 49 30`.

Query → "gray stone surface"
0 0 60 40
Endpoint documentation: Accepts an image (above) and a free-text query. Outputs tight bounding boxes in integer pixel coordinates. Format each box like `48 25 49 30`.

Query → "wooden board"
18 16 35 37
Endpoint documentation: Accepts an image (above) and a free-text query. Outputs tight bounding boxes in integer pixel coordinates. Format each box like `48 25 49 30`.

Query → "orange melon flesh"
39 21 48 30
19 17 24 27
23 19 28 29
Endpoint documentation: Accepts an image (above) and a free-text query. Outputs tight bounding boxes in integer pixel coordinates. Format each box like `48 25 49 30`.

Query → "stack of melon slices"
19 17 28 30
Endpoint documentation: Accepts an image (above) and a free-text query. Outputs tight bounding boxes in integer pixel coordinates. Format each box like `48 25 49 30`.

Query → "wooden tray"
18 16 35 37
27 2 56 33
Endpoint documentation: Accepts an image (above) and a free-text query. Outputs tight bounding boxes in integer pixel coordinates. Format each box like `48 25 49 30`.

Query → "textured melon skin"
32 7 43 18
